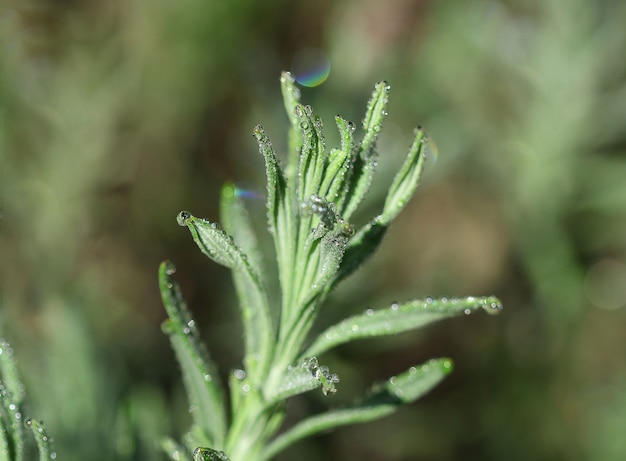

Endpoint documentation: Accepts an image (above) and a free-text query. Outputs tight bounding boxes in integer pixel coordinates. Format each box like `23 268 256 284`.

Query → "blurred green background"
2 0 626 460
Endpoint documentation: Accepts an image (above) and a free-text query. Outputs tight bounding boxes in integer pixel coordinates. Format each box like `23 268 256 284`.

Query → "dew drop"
242 383 251 393
203 374 212 382
481 297 503 315
390 301 399 311
304 357 319 372
176 211 191 226
233 369 246 380
165 261 176 275
464 308 472 315
425 297 433 304
350 324 359 332
366 308 374 316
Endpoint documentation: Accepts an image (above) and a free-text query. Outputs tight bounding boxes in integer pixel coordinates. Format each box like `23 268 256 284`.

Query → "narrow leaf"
319 148 349 203
304 296 503 358
177 212 274 381
380 127 427 225
0 415 10 461
295 104 327 203
24 419 51 461
342 81 390 220
332 217 388 287
0 339 25 461
254 125 296 309
321 117 356 209
159 261 226 448
0 339 24 404
0 385 21 461
280 71 303 182
176 212 239 268
260 358 452 461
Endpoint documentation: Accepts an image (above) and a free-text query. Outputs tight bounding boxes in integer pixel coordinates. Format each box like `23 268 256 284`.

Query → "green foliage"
160 72 502 461
0 339 54 461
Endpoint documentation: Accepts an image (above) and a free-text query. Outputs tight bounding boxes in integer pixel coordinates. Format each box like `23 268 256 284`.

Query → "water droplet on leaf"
177 211 191 226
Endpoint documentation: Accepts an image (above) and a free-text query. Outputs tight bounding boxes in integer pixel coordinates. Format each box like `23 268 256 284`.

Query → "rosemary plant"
159 72 502 461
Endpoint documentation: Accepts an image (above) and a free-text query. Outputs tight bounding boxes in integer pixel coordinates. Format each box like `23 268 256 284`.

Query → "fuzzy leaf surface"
280 71 303 182
177 212 273 381
254 125 296 311
342 81 390 220
24 419 51 461
380 128 427 225
0 339 25 461
159 261 226 448
304 296 503 357
260 358 452 461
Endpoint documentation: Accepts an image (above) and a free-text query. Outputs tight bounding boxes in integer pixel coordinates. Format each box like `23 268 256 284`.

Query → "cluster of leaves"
0 339 55 461
160 72 502 461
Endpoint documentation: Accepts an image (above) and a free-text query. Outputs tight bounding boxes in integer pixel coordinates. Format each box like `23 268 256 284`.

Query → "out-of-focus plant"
159 72 502 461
0 338 54 461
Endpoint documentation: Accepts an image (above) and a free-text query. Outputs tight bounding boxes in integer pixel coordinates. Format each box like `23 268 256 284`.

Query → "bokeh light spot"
291 48 330 87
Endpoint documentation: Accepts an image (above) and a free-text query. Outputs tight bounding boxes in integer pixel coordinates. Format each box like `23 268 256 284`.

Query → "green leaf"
24 419 52 461
0 416 10 461
177 212 274 382
320 116 355 208
380 127 427 225
280 71 302 183
295 104 327 204
0 339 25 461
219 182 264 274
253 125 296 309
332 217 388 287
193 447 231 461
342 81 390 220
304 296 503 358
260 358 452 461
0 339 24 405
159 261 226 449
176 212 239 269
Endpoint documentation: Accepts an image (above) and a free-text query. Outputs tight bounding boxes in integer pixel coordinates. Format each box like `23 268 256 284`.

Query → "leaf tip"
441 358 454 375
